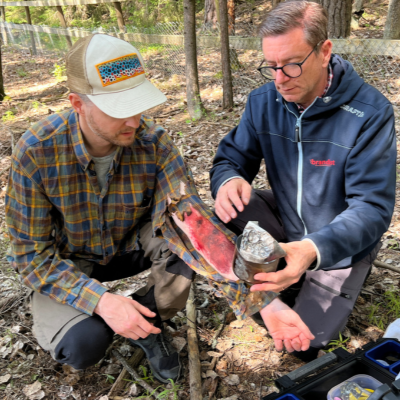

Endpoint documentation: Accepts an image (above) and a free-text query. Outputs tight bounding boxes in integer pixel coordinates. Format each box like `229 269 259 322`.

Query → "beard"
86 109 137 147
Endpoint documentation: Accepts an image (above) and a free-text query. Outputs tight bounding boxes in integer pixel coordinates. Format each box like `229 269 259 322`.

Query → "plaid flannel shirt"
6 109 278 319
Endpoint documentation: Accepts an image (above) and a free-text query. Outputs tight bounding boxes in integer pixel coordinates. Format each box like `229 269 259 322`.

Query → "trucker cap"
66 33 167 118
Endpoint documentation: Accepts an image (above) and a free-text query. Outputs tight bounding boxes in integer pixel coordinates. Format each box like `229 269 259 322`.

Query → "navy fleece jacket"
210 54 396 270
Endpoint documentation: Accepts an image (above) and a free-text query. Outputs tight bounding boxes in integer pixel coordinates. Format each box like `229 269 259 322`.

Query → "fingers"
284 339 294 353
274 338 283 352
290 338 302 352
215 179 251 223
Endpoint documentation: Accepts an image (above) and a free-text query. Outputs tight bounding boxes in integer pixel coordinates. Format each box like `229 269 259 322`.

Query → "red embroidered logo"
310 159 335 166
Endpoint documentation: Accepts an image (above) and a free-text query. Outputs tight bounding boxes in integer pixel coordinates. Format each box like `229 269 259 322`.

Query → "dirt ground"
1 3 400 399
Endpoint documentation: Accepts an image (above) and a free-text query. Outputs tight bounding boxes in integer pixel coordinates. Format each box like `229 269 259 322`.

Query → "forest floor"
1 1 400 399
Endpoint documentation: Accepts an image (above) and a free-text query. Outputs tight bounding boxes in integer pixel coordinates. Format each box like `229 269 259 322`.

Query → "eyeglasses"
257 41 324 80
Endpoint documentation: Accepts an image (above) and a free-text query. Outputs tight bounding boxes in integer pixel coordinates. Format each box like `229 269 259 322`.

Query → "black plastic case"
263 338 400 400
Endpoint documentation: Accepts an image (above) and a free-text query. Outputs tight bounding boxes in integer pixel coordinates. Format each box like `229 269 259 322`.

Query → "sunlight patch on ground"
6 81 58 99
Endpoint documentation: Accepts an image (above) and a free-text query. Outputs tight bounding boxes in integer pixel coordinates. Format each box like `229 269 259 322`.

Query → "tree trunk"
219 0 233 109
384 0 400 39
56 6 72 48
113 2 125 32
227 0 235 35
0 42 5 101
183 0 204 119
24 3 37 55
272 0 282 7
318 0 352 38
0 7 7 46
204 0 218 29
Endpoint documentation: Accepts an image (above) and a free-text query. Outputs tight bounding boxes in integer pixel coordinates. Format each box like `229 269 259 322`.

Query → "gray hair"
258 1 328 52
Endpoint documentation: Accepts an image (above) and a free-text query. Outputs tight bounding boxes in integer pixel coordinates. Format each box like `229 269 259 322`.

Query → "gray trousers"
31 220 194 369
225 189 377 348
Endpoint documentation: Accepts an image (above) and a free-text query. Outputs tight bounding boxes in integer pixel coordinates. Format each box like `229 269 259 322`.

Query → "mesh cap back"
66 34 95 94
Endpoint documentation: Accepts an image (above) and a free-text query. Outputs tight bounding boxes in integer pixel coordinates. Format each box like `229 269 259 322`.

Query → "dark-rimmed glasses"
257 41 324 80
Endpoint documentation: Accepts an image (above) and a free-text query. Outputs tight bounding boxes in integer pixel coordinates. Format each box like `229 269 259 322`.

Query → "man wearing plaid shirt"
6 34 313 381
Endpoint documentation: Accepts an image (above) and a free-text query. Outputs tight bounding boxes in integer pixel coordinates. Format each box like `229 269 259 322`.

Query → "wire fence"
1 21 399 118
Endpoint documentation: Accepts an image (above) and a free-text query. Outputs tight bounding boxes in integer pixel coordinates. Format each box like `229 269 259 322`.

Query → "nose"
275 69 290 85
125 114 141 128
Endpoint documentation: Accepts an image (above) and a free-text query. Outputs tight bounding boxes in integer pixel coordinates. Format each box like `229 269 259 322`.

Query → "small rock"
104 364 122 375
317 350 326 358
224 374 240 386
350 338 361 349
171 337 187 353
0 374 11 384
250 383 256 389
128 383 141 396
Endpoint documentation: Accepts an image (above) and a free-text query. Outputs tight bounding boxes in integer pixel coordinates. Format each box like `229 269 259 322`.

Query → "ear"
321 40 332 68
69 93 86 115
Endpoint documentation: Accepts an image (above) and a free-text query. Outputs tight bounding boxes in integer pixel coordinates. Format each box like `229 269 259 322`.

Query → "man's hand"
251 240 317 293
215 178 252 223
94 292 161 340
260 298 315 352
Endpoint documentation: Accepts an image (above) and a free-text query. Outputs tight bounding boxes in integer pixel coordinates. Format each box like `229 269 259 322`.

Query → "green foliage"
2 111 15 122
103 374 115 384
368 287 400 330
326 331 349 352
5 0 184 29
52 63 67 82
16 68 27 77
31 101 42 109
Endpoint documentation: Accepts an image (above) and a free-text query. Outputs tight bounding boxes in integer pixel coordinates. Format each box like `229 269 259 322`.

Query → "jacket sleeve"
303 103 396 270
5 156 108 315
210 96 264 198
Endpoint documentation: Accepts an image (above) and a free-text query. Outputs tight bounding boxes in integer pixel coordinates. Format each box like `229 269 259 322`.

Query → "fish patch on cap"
95 53 145 87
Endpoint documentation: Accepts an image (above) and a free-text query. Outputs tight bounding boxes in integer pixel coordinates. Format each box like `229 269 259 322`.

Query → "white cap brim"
87 79 167 119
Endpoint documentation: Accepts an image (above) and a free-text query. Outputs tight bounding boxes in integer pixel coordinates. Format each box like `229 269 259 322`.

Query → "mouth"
280 87 295 93
120 131 135 137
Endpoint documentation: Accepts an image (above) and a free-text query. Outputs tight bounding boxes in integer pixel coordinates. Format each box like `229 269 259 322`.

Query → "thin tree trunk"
56 6 72 48
318 0 352 38
186 285 202 400
204 0 218 29
0 7 7 46
219 0 233 109
384 0 400 39
227 0 235 35
183 0 204 119
0 41 5 101
24 3 37 55
113 2 125 32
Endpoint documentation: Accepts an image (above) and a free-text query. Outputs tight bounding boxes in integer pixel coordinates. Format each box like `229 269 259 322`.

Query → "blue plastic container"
275 395 301 400
390 362 400 376
365 339 400 369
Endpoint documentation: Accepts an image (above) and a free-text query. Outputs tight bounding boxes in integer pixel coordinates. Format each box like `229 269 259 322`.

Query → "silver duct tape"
239 221 286 263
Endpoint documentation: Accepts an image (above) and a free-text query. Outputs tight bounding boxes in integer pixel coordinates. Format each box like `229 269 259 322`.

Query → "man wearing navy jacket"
211 0 396 360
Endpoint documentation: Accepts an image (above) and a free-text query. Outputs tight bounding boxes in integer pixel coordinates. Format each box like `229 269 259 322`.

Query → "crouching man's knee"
53 316 114 370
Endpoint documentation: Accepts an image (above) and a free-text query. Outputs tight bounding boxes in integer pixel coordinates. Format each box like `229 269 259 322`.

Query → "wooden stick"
112 350 160 399
373 259 400 274
186 284 202 400
108 348 144 397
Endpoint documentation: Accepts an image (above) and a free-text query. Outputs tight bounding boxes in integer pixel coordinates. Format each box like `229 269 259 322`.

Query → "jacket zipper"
284 98 319 236
310 278 351 299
